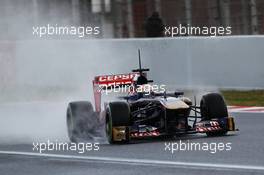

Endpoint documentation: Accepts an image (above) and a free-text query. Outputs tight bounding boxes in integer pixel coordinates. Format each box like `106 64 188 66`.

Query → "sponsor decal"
94 73 139 87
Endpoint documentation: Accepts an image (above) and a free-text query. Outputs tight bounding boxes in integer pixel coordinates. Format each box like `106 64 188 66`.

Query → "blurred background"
0 0 264 99
0 0 264 39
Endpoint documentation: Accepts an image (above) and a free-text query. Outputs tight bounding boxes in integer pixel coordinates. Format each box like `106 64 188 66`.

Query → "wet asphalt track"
0 110 264 175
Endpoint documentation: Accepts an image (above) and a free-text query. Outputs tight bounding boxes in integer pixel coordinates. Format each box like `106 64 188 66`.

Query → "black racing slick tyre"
67 101 97 142
200 93 228 136
106 102 131 144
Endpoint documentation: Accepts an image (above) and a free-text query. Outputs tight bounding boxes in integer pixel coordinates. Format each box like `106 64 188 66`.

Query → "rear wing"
93 73 139 112
93 49 151 112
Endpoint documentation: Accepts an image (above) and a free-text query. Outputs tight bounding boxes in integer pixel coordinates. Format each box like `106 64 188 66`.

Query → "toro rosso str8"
66 51 237 144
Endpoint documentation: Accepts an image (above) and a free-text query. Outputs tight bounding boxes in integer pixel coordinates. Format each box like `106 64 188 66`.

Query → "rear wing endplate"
93 73 139 112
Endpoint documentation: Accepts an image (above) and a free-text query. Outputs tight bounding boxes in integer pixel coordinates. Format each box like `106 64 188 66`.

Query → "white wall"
0 36 263 102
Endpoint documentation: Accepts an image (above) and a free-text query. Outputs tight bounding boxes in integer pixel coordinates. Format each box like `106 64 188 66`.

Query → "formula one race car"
66 50 237 144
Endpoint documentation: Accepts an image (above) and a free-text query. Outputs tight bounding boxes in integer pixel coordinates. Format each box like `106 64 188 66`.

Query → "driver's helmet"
136 72 148 85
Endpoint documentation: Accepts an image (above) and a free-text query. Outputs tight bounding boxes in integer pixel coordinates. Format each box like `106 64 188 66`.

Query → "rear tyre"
200 93 228 136
106 102 131 144
67 101 96 142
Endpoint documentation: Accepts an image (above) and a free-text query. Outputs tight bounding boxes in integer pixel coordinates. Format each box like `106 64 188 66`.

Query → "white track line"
0 150 264 171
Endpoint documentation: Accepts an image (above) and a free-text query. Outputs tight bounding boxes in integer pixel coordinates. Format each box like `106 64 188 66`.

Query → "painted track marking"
0 150 264 171
228 106 264 113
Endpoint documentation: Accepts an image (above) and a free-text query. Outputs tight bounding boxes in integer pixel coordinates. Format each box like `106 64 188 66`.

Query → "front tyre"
200 93 228 136
106 102 131 144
